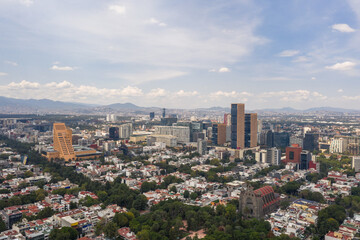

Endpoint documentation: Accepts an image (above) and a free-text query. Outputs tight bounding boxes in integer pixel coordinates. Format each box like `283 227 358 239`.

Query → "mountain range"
0 96 359 115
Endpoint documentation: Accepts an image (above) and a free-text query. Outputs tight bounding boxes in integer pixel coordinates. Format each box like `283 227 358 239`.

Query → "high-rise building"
53 123 75 161
224 113 231 126
197 139 207 155
109 127 119 140
212 123 227 145
231 103 245 149
284 144 302 164
266 130 274 148
267 148 281 165
274 132 290 148
162 108 166 118
119 123 132 139
303 133 319 152
299 150 312 170
352 156 360 172
150 112 155 120
245 113 258 148
154 126 190 143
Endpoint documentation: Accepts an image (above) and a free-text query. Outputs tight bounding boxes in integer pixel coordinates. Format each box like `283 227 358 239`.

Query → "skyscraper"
150 112 155 120
231 103 245 149
162 108 166 118
53 123 75 161
212 123 227 145
109 127 119 140
245 113 258 148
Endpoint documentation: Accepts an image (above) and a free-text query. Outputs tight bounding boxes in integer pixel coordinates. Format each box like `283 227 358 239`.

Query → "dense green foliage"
0 218 6 233
125 200 299 240
49 227 78 240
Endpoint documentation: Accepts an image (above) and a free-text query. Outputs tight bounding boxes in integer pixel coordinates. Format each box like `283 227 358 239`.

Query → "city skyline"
0 0 360 109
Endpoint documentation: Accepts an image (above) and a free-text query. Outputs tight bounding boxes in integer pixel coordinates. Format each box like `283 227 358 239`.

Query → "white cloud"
219 67 230 73
176 90 198 97
108 5 126 15
50 65 75 71
210 91 253 98
19 0 34 7
147 88 167 97
45 81 74 88
338 89 344 93
278 50 300 57
120 70 187 84
0 80 143 104
209 67 231 73
147 18 167 27
119 86 143 96
325 61 356 71
311 77 316 80
8 80 40 89
293 56 309 62
0 72 8 76
332 23 356 33
4 61 18 66
260 90 327 102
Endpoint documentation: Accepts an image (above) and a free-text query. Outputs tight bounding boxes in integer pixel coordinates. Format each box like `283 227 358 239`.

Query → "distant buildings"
197 139 207 155
212 123 227 146
352 156 360 172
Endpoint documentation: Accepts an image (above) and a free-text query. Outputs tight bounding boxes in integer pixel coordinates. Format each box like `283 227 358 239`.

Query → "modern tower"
245 113 258 148
162 108 166 118
53 123 75 161
231 103 245 149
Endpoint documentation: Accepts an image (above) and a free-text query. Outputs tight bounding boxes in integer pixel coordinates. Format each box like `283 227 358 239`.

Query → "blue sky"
0 0 360 109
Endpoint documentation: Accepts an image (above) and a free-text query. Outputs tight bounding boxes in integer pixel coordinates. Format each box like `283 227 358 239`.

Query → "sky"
0 0 360 109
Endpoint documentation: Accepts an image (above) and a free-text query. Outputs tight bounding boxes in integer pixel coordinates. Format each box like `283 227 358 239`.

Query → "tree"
24 170 34 178
113 213 128 227
170 186 177 193
132 195 148 210
190 192 198 200
103 222 118 239
49 227 78 240
0 217 6 232
184 190 190 199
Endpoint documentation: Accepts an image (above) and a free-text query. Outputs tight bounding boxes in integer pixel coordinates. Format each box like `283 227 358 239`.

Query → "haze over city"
1 0 360 109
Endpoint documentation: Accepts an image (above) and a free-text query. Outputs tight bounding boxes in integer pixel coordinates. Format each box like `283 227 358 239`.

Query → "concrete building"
231 103 245 149
284 144 302 164
197 139 207 155
352 156 360 172
267 148 281 165
147 135 177 147
53 123 75 161
245 113 258 148
212 123 227 146
119 123 132 139
154 126 190 143
109 127 119 140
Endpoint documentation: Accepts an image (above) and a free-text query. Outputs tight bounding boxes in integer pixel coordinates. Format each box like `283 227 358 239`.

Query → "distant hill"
0 96 91 113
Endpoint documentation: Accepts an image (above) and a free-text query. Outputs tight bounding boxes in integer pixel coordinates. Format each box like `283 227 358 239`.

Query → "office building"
109 127 119 140
197 139 207 155
119 123 132 139
162 108 166 118
274 132 290 149
303 133 319 152
231 103 245 149
267 148 281 165
212 123 227 145
266 130 275 148
154 126 190 143
245 113 258 148
299 150 312 170
352 156 360 172
161 117 177 126
284 144 302 164
224 113 231 126
290 136 303 148
150 112 155 120
53 123 76 161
